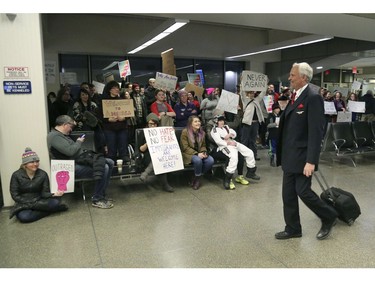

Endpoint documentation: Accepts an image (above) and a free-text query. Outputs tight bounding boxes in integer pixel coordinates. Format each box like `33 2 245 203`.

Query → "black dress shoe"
275 231 302 240
255 157 261 161
316 219 337 240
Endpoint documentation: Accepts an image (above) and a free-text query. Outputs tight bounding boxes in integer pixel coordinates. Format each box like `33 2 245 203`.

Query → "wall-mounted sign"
3 81 32 94
4 66 29 78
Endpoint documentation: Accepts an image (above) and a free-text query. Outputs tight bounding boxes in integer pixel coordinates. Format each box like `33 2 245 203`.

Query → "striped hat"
22 147 39 164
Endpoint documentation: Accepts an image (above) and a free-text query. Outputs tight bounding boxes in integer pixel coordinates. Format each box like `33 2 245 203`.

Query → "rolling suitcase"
314 170 361 226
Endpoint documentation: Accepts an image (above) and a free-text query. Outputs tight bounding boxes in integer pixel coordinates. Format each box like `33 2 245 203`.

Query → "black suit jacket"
276 84 325 173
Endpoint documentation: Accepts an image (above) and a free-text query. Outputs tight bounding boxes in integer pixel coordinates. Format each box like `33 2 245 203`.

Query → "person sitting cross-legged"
210 115 260 190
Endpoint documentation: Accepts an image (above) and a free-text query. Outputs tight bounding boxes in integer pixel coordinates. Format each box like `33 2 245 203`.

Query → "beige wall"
0 13 50 207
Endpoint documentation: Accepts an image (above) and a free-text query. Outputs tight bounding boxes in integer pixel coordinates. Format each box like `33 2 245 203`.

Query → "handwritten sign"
118 60 131 78
324 101 337 115
348 100 365 113
216 90 239 114
102 99 135 118
337 111 352 122
45 61 56 84
155 72 178 92
241 71 268 92
351 81 362 91
144 127 184 175
50 160 75 193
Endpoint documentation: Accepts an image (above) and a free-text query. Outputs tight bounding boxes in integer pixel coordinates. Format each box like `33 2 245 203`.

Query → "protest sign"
241 71 268 92
50 160 75 193
143 127 184 175
216 90 239 114
102 99 135 118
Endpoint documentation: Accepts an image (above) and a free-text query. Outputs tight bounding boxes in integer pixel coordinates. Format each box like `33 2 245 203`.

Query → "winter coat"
9 168 52 219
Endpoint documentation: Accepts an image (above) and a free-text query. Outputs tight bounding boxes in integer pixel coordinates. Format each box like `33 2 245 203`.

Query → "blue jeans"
104 129 128 162
16 198 62 223
75 158 114 202
191 155 214 176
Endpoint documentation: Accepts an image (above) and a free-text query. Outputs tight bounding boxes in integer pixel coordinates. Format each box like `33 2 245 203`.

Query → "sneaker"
92 200 114 209
235 175 249 185
229 179 236 190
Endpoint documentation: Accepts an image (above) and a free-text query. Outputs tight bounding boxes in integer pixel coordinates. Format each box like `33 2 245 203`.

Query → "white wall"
0 13 50 207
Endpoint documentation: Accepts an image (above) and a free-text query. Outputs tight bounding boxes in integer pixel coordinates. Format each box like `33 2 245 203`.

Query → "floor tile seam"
86 202 105 267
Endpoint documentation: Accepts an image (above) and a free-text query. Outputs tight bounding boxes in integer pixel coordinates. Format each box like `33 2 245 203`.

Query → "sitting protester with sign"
138 113 174 192
47 115 114 209
9 148 68 223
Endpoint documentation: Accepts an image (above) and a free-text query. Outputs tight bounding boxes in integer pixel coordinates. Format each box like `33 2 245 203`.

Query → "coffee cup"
116 159 123 172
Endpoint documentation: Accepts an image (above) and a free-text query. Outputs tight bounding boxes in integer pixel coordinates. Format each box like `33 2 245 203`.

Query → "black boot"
246 167 260 180
192 176 201 190
224 172 234 190
159 174 174 193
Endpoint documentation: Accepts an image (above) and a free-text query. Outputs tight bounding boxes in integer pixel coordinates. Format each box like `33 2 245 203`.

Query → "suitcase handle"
314 170 335 199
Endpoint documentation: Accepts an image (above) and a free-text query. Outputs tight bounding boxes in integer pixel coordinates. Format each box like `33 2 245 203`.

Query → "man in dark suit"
275 62 338 240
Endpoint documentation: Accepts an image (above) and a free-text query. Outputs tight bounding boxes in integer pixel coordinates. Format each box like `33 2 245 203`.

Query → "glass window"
175 58 195 85
126 56 162 88
90 55 125 84
195 59 224 89
224 61 245 92
59 54 89 86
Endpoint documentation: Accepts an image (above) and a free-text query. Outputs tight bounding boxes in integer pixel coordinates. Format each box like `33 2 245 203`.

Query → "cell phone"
81 134 86 138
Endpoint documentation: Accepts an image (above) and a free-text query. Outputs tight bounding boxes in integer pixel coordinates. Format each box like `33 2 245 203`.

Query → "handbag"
160 115 174 126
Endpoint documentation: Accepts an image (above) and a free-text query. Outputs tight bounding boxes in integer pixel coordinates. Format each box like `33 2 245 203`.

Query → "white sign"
118 60 131 78
45 61 56 84
324 101 337 115
216 90 239 114
263 95 273 113
50 160 75 193
144 127 184 175
4 66 29 78
155 72 178 92
337 111 352 122
351 81 362 91
91 80 105 94
348 100 366 113
241 71 268 92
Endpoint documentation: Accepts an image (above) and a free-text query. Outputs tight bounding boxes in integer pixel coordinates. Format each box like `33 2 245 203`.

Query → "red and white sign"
4 66 29 78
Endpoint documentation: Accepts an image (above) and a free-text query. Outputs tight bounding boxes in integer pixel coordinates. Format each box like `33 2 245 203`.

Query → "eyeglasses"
65 122 75 128
148 122 157 127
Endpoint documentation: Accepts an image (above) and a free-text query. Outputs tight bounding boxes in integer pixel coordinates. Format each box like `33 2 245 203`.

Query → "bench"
321 121 375 167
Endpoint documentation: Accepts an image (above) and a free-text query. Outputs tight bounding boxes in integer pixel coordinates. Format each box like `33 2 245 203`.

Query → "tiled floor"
1 148 375 273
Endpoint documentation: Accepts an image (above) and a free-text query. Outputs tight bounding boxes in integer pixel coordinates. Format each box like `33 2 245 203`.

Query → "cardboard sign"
143 127 184 175
241 71 268 92
184 83 204 100
102 99 135 118
50 160 75 193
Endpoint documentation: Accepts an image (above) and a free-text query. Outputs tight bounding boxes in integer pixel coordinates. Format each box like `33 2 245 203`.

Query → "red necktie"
291 92 296 104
